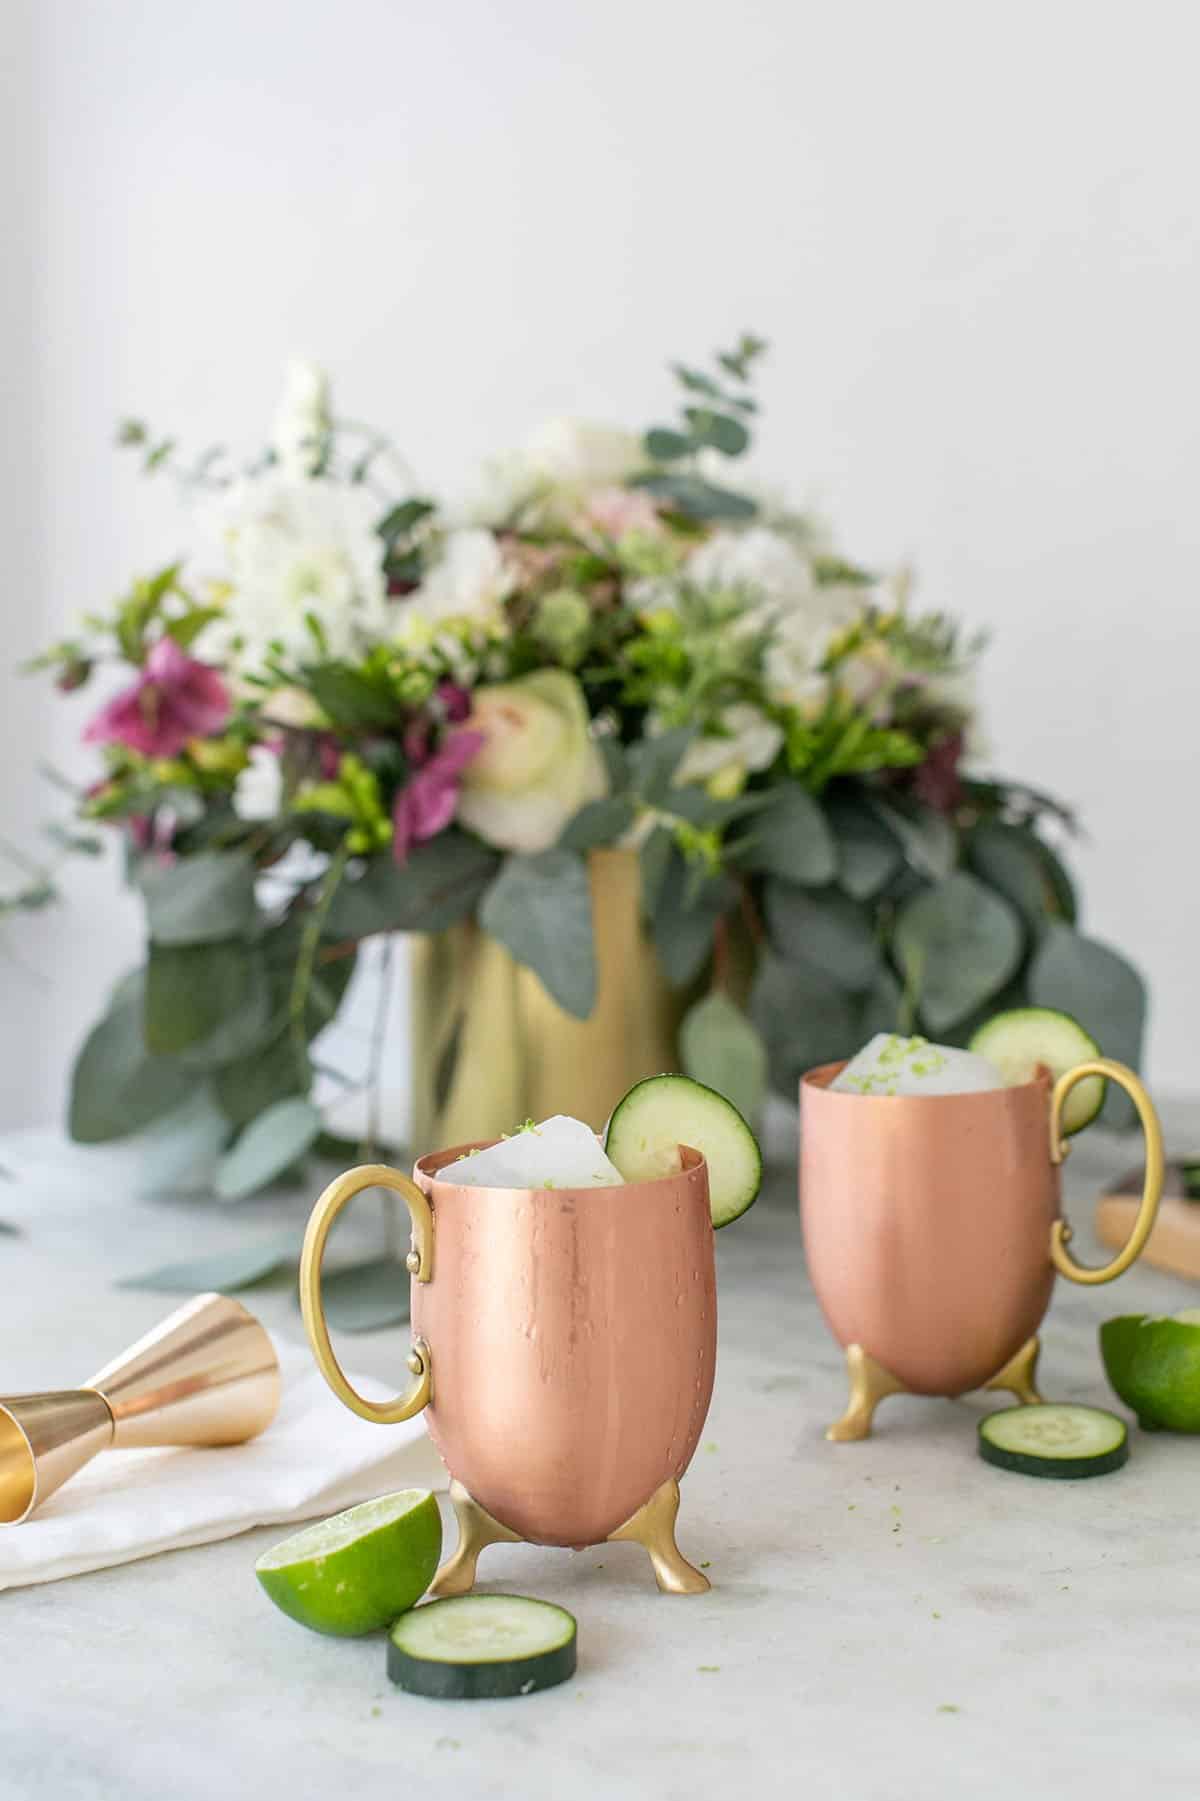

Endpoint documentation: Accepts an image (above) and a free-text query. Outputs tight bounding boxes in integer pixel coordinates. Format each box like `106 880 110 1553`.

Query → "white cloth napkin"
0 1336 445 1591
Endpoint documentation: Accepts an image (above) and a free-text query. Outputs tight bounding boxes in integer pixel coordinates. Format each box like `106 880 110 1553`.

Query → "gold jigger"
0 1293 281 1524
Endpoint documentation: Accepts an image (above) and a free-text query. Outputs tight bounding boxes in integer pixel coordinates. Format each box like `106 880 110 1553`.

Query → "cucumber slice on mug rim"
978 1403 1128 1479
968 1006 1103 1134
605 1073 762 1228
387 1594 577 1700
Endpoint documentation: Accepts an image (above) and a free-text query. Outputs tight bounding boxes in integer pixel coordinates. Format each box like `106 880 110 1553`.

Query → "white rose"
673 704 784 789
272 360 330 477
524 418 643 491
400 528 514 629
215 473 388 666
457 670 607 853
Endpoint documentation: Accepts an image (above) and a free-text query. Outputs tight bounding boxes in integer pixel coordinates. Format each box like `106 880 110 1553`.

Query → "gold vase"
409 848 682 1150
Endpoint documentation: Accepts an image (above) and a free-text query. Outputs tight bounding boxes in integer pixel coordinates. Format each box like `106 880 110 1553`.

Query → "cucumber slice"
978 1403 1128 1479
605 1073 762 1229
387 1594 577 1700
968 1006 1103 1134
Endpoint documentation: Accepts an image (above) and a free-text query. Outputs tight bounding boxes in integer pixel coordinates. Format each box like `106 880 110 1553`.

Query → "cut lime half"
255 1488 442 1637
1101 1312 1200 1433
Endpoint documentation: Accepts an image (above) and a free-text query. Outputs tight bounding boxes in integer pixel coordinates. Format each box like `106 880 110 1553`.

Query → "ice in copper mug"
299 1115 715 1595
799 1033 1164 1439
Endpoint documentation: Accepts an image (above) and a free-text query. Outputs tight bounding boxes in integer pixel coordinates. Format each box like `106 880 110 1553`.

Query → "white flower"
673 704 784 788
233 746 284 821
687 526 816 614
524 418 643 491
400 528 513 630
272 360 330 477
215 474 389 666
457 670 607 853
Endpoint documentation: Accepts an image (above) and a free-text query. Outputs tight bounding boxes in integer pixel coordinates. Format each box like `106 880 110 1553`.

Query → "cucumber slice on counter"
387 1595 577 1699
978 1403 1128 1479
968 1006 1103 1134
605 1073 762 1228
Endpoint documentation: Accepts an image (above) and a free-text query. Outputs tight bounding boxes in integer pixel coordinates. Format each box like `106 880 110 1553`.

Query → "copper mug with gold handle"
300 1146 716 1595
799 1058 1164 1439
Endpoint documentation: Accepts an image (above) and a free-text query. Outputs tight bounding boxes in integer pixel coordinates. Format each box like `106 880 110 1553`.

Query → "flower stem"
289 836 350 1088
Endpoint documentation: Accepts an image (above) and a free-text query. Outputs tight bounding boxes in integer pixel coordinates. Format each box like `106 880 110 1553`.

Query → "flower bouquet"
25 336 1146 1213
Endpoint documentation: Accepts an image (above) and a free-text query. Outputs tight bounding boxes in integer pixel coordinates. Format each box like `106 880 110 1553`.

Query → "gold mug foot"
429 1479 520 1597
608 1478 710 1594
826 1344 907 1441
982 1335 1043 1407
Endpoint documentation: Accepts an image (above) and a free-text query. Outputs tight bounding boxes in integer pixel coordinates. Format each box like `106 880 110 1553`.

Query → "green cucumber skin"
977 1429 1129 1481
386 1637 576 1700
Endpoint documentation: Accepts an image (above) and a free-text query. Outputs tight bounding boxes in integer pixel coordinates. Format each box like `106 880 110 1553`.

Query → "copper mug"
800 1057 1164 1439
299 1145 715 1594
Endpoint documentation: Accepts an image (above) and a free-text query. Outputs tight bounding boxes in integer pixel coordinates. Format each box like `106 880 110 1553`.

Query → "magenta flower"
392 732 483 865
83 636 231 759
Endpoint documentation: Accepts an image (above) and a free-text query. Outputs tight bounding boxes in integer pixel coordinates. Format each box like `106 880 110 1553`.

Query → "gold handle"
299 1164 434 1423
1049 1059 1164 1285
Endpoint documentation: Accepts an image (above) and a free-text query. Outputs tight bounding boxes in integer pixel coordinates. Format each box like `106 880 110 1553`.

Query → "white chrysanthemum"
764 590 863 706
687 526 816 614
673 704 784 786
399 528 514 629
272 360 330 477
215 474 388 665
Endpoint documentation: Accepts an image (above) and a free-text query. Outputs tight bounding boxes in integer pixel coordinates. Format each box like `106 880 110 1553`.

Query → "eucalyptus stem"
362 936 402 1258
289 836 351 1086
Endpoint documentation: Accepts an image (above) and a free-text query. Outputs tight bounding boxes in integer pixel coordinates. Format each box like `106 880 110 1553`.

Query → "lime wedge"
255 1489 442 1636
1100 1313 1200 1432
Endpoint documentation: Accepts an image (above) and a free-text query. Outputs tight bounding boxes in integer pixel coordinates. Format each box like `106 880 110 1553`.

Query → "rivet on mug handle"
1048 1060 1164 1286
300 1164 434 1423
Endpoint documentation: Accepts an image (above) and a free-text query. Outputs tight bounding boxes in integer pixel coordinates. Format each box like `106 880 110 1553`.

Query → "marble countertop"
2 1114 1198 1801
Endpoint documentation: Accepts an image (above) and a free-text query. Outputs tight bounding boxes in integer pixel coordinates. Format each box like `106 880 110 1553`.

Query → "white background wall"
1 0 1196 1129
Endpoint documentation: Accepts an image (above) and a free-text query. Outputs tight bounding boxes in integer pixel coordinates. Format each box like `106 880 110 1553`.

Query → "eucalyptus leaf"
893 873 1024 1034
867 797 956 881
1033 837 1078 926
213 1033 305 1129
683 408 750 457
639 826 673 917
764 881 881 991
559 795 637 852
826 793 902 900
309 1256 411 1332
324 832 499 941
68 977 194 1143
652 849 733 988
479 849 596 1018
116 1230 299 1293
0 1220 20 1237
215 1097 322 1201
751 952 857 1096
138 850 257 946
132 1085 230 1196
733 785 837 887
644 427 694 462
146 941 272 1066
631 472 757 521
967 823 1059 934
1030 924 1146 1128
679 991 767 1128
630 728 695 805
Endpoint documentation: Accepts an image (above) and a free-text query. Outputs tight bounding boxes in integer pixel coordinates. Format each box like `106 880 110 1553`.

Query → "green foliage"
305 1257 412 1331
679 991 768 1129
117 1230 300 1293
323 831 498 940
893 873 1024 1034
138 849 258 945
650 846 734 987
1029 925 1146 1127
144 941 272 1064
479 848 597 1018
764 881 881 992
215 1097 323 1200
559 795 637 852
826 793 903 899
730 785 837 887
68 975 194 1143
